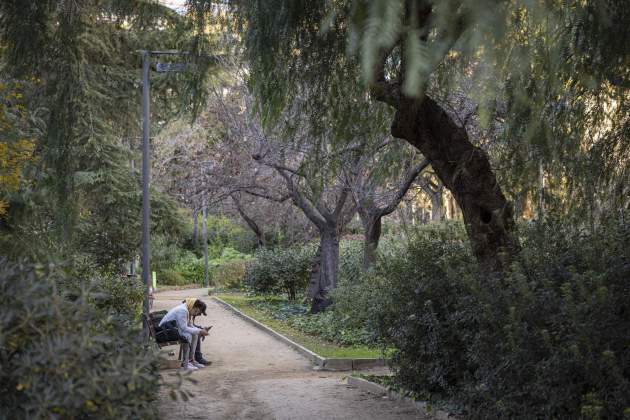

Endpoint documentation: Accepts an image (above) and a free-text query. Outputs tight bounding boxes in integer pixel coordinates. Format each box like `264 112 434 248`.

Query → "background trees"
221 0 629 269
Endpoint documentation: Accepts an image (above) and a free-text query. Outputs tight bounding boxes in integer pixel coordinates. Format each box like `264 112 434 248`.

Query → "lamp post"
139 50 187 322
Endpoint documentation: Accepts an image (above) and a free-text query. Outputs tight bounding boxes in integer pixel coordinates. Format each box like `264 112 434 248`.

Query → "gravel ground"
155 288 429 420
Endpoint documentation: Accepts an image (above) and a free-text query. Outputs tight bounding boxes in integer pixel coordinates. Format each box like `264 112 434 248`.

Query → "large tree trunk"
391 96 519 270
430 187 443 222
360 211 382 270
307 227 339 313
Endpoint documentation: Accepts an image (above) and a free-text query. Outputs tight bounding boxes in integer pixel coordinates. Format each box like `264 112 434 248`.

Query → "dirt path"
155 288 429 420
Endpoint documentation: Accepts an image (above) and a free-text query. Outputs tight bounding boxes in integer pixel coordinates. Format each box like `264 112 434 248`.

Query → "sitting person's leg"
188 334 205 368
180 341 193 369
193 325 211 365
180 334 200 370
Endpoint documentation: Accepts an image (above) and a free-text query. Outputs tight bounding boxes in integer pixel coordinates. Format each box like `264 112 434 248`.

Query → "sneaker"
190 361 205 369
196 357 212 366
181 363 198 371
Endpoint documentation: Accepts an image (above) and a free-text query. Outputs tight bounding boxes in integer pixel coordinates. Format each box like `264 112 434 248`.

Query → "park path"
155 287 429 420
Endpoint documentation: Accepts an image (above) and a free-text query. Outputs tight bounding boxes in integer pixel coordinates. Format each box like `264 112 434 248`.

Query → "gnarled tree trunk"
360 211 381 271
231 194 265 248
307 226 340 313
391 96 519 270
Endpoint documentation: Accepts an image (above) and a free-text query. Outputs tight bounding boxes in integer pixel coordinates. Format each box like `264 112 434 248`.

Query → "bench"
144 311 186 362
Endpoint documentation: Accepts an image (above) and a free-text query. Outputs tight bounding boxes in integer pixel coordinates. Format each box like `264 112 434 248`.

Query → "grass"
155 283 204 292
215 293 382 359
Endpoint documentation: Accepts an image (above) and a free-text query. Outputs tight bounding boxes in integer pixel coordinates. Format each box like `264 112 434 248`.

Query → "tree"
346 138 430 269
219 0 629 269
0 0 201 266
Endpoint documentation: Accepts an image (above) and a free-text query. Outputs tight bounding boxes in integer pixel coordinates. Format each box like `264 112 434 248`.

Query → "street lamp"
139 50 187 322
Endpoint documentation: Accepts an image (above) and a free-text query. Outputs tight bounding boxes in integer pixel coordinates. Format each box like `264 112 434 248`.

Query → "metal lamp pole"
141 50 152 319
140 50 187 321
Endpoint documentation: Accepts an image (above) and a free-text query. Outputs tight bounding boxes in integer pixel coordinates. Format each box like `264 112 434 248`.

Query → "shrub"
0 261 160 419
173 251 205 284
158 268 187 286
212 260 247 289
206 215 257 254
287 311 372 346
245 245 315 300
369 219 630 418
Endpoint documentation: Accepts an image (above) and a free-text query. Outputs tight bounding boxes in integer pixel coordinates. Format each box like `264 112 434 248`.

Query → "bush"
245 245 315 300
243 295 371 346
287 311 372 346
173 251 205 284
212 260 247 289
206 215 257 255
369 219 630 418
0 261 160 419
158 268 187 286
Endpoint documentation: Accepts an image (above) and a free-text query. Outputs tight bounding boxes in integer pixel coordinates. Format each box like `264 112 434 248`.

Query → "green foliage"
173 251 206 284
206 215 257 256
227 294 372 346
212 260 247 289
366 220 630 418
218 293 380 358
244 245 316 300
287 311 371 347
0 260 160 419
0 0 201 268
159 268 188 286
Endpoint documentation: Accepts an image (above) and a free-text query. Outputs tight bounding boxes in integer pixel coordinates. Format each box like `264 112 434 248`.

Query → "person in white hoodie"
159 298 209 371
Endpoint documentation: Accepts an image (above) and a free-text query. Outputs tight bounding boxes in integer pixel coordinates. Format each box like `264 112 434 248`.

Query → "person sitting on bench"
159 298 209 371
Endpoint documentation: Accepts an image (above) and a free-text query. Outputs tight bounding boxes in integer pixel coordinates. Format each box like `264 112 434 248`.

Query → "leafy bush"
287 311 372 346
338 239 364 284
206 215 257 255
158 268 187 286
244 245 315 300
212 260 247 289
243 296 371 346
0 261 160 419
173 251 205 284
368 220 630 419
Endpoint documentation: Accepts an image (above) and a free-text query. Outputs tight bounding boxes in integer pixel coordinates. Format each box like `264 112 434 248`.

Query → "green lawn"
215 293 382 359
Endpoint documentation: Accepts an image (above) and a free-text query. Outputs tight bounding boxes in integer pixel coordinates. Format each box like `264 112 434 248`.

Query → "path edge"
212 297 386 371
346 376 458 419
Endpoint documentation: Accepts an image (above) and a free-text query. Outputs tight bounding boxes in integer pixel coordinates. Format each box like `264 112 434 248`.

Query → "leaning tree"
206 0 629 270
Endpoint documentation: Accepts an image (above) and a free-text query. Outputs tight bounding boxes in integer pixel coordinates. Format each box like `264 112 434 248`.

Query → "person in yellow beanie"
159 298 208 371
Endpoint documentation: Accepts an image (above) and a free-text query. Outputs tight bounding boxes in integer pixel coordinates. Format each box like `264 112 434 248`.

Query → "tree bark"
390 96 519 270
430 187 443 222
307 226 339 313
354 159 430 271
231 194 265 247
361 212 381 270
193 208 199 246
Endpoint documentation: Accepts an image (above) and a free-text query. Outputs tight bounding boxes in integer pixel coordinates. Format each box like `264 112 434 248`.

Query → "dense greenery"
244 245 316 300
1 0 627 417
0 261 160 419
332 221 630 418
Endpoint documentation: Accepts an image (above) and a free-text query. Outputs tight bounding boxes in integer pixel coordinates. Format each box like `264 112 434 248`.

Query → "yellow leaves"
84 400 98 412
0 139 35 217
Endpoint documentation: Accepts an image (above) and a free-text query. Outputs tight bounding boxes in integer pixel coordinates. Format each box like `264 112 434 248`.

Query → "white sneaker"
190 361 205 369
181 363 198 371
